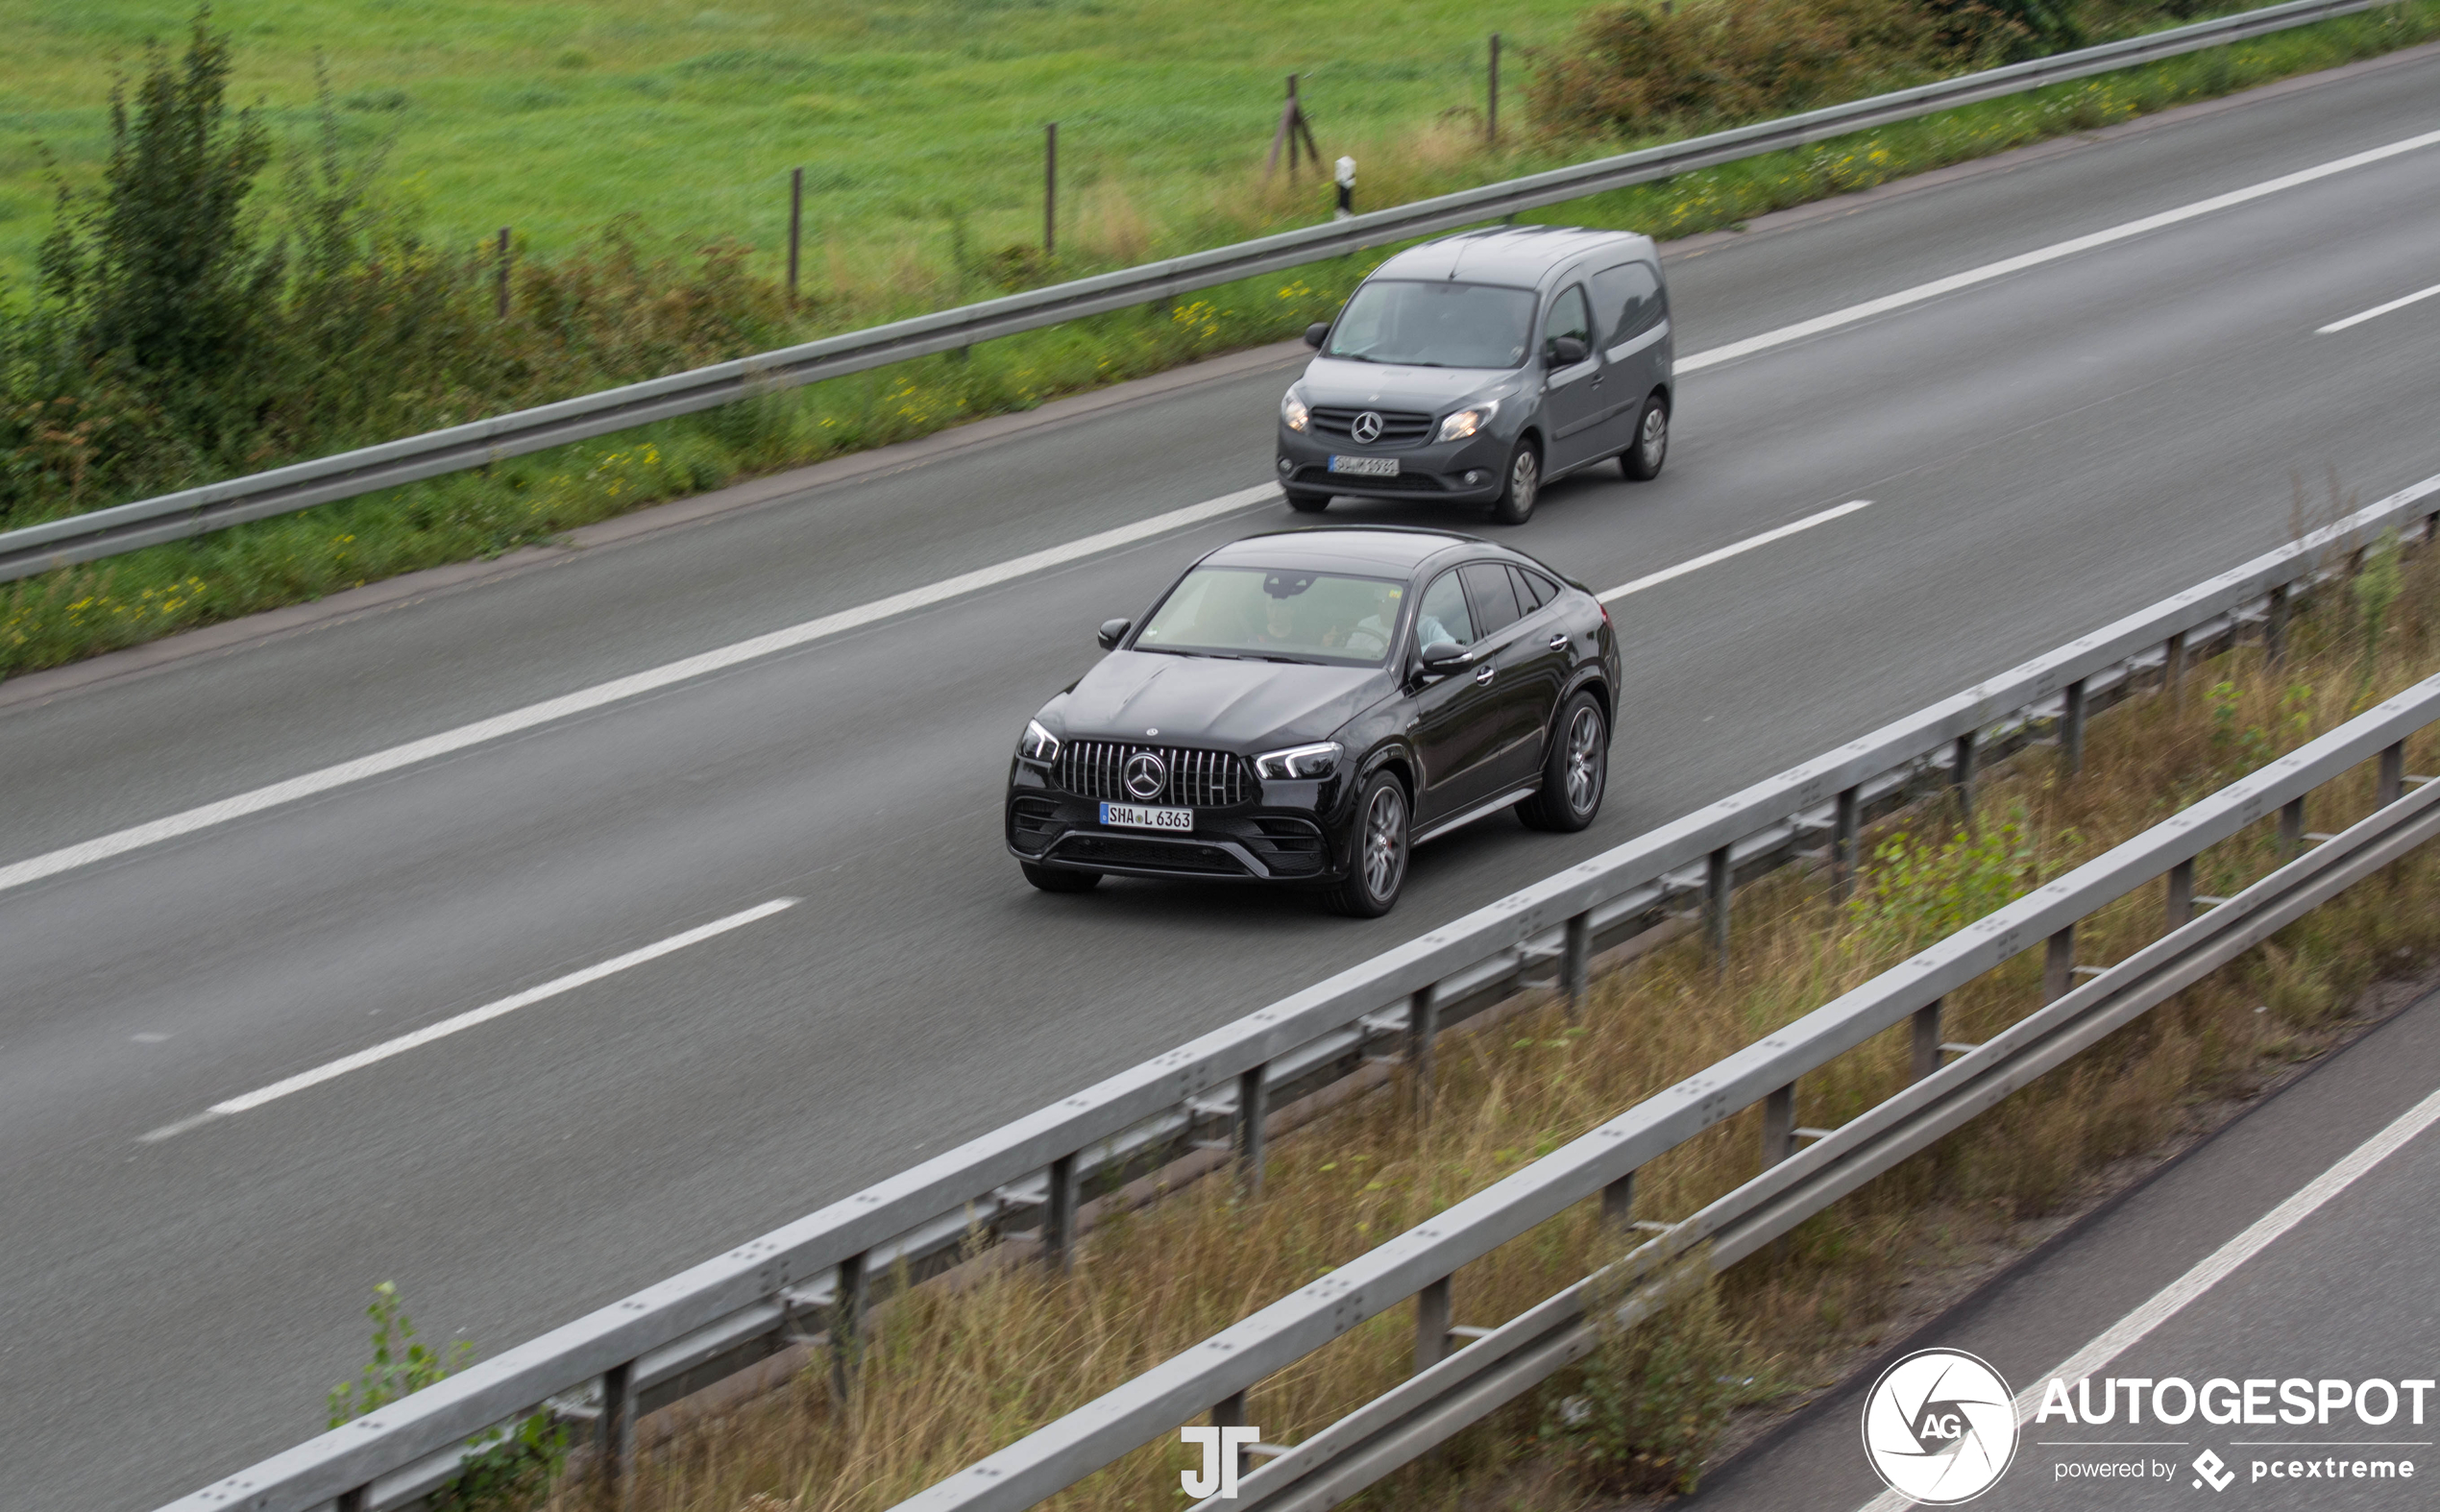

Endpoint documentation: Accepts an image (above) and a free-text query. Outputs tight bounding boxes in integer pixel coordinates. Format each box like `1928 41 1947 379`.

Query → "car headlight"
1281 389 1311 432
1253 741 1342 780
1018 719 1061 764
1437 402 1498 442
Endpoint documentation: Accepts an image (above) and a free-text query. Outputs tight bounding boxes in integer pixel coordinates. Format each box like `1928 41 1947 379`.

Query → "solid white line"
1599 500 1872 599
1683 127 2440 374
17 128 2440 897
2318 281 2440 333
0 486 1280 899
1854 1084 2440 1510
137 897 797 1140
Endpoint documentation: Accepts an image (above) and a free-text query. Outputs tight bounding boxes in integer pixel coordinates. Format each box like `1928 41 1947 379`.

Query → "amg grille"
1309 407 1435 447
1055 742 1253 808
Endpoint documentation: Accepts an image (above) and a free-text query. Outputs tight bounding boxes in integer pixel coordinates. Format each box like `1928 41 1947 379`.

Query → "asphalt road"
1690 984 2440 1512
4 46 2439 1512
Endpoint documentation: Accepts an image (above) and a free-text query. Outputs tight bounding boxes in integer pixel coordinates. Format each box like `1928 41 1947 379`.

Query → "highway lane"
3 47 2438 1509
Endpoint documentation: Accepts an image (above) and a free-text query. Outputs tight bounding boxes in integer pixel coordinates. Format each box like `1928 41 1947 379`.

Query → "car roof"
1201 526 1484 575
1367 225 1656 290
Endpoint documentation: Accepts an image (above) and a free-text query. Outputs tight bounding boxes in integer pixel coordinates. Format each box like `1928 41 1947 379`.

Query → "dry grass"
537 539 2440 1512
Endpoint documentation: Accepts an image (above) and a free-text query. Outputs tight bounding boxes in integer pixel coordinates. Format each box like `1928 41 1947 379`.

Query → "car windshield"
1324 280 1536 369
1135 567 1406 667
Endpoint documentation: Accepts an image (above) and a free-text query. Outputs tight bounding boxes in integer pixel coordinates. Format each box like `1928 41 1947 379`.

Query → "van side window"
1543 284 1592 366
1459 562 1524 636
1590 260 1661 350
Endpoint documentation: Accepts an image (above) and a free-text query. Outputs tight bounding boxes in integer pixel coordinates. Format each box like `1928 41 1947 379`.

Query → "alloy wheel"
1362 783 1408 900
1564 705 1604 815
1510 449 1539 514
1638 402 1668 471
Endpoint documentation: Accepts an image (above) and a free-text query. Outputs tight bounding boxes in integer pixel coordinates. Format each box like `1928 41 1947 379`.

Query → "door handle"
1548 632 1570 650
1474 665 1496 685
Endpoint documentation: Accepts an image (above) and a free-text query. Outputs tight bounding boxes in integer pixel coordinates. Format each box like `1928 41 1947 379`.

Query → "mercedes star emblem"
1351 411 1385 445
1123 750 1168 801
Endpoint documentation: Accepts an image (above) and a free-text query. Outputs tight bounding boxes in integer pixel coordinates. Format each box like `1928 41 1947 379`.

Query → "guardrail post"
336 1487 370 1512
2044 926 2075 1003
2279 796 2306 861
1237 1064 1270 1197
2266 583 2290 665
1414 1276 1452 1372
1911 998 1942 1083
1406 989 1439 1117
1600 1168 1636 1228
1562 911 1592 1015
2062 677 2088 778
599 1358 636 1507
1951 730 1979 817
829 1253 867 1403
1832 784 1862 903
2164 630 2188 710
1706 844 1733 968
2166 858 2195 930
1213 1389 1254 1479
1045 1152 1081 1273
1762 1084 1795 1167
2380 742 2406 806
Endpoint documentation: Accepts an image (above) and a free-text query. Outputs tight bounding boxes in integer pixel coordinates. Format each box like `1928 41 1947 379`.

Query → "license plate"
1100 802 1193 832
1329 454 1400 477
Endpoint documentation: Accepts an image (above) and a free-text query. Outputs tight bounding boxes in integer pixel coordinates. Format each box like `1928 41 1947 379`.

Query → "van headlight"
1437 402 1498 442
1254 741 1341 780
1281 389 1311 432
1018 719 1061 764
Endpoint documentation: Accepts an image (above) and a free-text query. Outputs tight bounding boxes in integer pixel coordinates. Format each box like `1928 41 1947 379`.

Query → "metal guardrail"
7 0 2400 586
159 468 2440 1512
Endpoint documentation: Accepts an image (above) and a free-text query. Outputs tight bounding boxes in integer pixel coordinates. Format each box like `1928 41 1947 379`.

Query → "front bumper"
1007 764 1354 883
1275 424 1509 503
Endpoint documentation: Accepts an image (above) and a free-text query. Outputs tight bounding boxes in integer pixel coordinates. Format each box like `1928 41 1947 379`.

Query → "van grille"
1055 742 1253 808
1309 407 1435 447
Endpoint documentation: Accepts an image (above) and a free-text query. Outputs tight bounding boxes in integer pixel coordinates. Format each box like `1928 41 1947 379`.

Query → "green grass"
0 0 1598 289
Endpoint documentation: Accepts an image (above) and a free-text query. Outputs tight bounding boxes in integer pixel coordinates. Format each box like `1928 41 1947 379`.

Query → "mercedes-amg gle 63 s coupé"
1006 527 1621 916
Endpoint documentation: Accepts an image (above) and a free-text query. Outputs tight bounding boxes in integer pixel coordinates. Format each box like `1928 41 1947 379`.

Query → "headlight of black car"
1018 719 1061 764
1253 741 1341 780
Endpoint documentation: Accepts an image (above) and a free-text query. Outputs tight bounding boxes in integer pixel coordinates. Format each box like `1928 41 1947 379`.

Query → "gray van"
1274 225 1671 525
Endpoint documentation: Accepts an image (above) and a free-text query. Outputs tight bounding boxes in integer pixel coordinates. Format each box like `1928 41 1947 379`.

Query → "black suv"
1006 526 1621 915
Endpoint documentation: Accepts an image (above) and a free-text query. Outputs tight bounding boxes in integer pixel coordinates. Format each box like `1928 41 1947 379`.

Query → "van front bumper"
1275 425 1510 503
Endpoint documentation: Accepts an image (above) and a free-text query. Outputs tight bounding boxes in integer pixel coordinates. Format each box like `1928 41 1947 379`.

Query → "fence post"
1951 730 1979 817
496 226 512 319
2266 583 2289 664
2165 857 2195 930
1043 123 1058 256
1762 1084 1795 1167
1601 1168 1636 1228
1044 1151 1080 1273
2380 742 2406 806
1706 843 1733 968
1213 1389 1254 1479
2044 926 2075 1003
337 1488 370 1512
1237 1063 1270 1197
1562 911 1593 1016
1486 34 1501 146
2061 677 2088 777
1414 1276 1453 1372
1832 783 1862 903
2279 795 2306 861
2164 629 2188 710
1406 988 1439 1116
599 1358 635 1507
1911 999 1942 1083
829 1253 867 1403
787 167 803 304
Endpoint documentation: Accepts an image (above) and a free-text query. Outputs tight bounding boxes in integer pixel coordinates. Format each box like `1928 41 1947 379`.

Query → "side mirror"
1418 639 1469 674
1097 618 1133 650
1304 322 1330 350
1548 334 1589 366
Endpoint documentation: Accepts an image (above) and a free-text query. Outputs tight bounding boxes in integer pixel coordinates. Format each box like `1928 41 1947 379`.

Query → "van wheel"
1620 393 1669 481
1283 487 1331 513
1489 440 1541 525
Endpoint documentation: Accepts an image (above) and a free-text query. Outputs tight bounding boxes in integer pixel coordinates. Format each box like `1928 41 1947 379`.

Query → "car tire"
1020 861 1102 893
1283 487 1331 513
1619 392 1669 481
1324 769 1411 917
1519 692 1608 832
1489 438 1541 525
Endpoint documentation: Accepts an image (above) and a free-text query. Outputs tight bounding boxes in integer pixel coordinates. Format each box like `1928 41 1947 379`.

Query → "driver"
1251 596 1302 648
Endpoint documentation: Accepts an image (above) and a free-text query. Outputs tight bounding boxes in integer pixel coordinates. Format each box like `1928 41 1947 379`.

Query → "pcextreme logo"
1862 1349 2021 1504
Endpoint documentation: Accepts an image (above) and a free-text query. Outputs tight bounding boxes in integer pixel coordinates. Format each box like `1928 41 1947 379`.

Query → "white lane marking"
20 129 2440 895
2319 281 2440 333
1600 500 1872 599
137 897 797 1141
1683 127 2440 374
0 486 1281 899
1852 1083 2440 1512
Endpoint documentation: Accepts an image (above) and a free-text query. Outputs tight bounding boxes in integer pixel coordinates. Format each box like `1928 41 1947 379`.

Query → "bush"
1543 1254 1751 1496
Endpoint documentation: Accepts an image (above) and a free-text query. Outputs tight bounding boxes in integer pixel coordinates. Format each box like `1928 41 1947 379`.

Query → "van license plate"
1100 802 1193 832
1329 455 1400 476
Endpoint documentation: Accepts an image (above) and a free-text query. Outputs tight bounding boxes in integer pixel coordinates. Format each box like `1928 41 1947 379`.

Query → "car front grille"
1309 407 1435 447
1055 742 1253 808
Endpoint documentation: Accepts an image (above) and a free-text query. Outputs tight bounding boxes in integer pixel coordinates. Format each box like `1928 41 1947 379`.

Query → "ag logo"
1861 1349 2018 1504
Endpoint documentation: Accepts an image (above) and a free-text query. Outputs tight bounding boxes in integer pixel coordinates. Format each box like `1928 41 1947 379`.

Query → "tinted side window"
1460 562 1524 636
1590 260 1660 348
1543 284 1592 365
1510 565 1559 611
1417 571 1476 649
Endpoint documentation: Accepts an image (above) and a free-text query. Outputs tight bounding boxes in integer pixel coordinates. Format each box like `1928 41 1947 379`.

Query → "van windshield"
1324 280 1536 369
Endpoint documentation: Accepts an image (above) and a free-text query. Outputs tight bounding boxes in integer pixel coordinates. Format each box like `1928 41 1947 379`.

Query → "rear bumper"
1275 425 1508 503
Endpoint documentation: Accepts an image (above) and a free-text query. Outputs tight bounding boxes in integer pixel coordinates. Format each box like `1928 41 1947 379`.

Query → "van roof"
1367 225 1654 289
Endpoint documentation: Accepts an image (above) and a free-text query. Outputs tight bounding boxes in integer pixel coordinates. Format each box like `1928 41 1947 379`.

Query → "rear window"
1135 567 1406 666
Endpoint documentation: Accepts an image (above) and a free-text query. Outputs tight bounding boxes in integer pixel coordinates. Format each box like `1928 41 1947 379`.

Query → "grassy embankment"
444 532 2440 1512
5 0 2438 679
